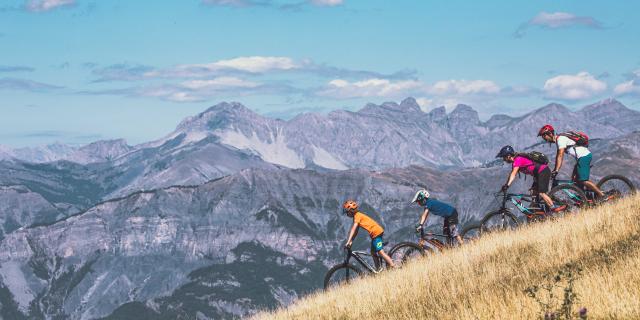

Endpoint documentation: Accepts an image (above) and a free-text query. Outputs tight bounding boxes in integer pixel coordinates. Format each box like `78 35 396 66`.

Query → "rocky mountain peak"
580 98 628 114
428 106 447 122
399 97 422 112
359 98 422 116
536 102 570 114
449 104 480 124
176 102 259 132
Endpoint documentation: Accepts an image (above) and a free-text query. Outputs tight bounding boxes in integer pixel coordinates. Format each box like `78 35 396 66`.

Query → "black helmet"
496 145 515 158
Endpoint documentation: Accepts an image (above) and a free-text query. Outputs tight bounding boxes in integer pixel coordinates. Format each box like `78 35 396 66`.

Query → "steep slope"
256 195 640 320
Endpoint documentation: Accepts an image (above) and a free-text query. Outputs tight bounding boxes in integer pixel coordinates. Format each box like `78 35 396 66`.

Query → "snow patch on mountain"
311 145 348 170
219 127 305 168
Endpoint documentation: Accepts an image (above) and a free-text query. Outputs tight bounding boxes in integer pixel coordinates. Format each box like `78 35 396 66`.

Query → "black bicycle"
388 224 481 265
323 246 390 290
479 185 588 234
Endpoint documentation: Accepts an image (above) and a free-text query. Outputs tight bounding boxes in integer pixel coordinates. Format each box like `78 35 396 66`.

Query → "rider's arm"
345 221 358 247
418 208 429 226
506 166 520 187
554 148 565 172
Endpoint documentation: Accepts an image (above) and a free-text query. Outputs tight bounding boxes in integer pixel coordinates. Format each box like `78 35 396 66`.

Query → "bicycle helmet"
538 124 555 137
496 145 515 158
342 200 358 215
411 189 430 204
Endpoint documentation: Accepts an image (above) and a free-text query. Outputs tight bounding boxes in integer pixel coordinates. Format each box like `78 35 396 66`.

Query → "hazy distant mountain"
0 140 133 164
5 98 638 171
119 97 640 170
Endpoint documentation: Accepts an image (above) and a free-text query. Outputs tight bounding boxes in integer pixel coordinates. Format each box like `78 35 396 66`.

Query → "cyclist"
496 145 567 213
411 189 464 245
537 125 607 201
343 200 395 269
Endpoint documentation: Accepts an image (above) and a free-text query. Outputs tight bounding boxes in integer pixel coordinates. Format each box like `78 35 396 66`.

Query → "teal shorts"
573 153 592 182
371 235 384 253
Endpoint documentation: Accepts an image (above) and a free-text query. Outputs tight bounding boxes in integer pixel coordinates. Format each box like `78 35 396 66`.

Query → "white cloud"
515 11 601 38
180 77 260 90
318 78 423 98
614 70 640 96
318 78 508 101
26 0 75 12
543 72 607 100
428 80 501 96
310 0 343 6
530 12 601 28
144 56 300 78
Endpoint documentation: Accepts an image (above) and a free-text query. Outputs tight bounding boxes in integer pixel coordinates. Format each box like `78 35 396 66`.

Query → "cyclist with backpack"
537 125 607 200
496 145 567 213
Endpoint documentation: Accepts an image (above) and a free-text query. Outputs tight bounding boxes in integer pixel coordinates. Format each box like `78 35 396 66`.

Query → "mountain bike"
479 185 587 234
388 224 480 265
323 245 390 290
552 174 636 207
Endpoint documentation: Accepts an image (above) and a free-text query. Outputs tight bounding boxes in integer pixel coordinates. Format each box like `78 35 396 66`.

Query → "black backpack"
516 151 549 165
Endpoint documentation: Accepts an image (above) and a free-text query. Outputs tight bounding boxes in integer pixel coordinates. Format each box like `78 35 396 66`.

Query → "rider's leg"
574 154 604 198
377 249 395 268
447 211 464 246
539 192 554 207
537 167 566 212
371 243 381 270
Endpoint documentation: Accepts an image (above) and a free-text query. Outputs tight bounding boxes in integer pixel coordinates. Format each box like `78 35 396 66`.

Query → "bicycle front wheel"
597 174 636 200
480 210 519 235
389 242 426 266
323 263 363 290
549 184 588 211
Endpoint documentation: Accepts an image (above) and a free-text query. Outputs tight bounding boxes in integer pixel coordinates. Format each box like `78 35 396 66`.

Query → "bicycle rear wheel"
597 174 636 200
549 184 588 211
389 242 426 266
323 263 363 290
480 210 519 235
461 223 481 243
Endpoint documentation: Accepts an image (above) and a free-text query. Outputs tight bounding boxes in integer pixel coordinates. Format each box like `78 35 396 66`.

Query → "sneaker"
550 204 568 213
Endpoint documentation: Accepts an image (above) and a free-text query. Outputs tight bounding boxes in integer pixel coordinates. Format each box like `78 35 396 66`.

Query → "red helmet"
538 124 555 137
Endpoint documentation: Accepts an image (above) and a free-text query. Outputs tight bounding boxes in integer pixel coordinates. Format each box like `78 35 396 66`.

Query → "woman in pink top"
496 145 566 213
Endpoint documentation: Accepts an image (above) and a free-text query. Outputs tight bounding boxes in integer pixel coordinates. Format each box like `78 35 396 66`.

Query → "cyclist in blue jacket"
411 189 464 245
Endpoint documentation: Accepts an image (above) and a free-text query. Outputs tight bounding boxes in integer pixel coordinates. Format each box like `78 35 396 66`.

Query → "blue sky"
1 0 640 147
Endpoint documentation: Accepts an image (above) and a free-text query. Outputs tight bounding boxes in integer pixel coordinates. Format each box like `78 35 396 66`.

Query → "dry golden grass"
254 194 640 320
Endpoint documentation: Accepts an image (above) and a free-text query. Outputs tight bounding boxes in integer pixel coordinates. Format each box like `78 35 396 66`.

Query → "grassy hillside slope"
256 195 640 320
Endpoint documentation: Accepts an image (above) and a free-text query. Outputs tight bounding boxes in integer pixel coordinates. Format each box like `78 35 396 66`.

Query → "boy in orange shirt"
343 200 396 269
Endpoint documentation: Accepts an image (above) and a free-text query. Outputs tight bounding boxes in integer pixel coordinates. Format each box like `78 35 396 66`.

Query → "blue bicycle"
552 174 636 207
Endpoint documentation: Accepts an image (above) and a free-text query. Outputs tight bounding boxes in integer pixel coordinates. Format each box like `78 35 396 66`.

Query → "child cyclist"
496 145 566 213
411 189 464 246
342 200 395 269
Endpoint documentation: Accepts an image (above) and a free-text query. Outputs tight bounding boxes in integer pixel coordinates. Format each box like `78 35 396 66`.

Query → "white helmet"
411 189 430 204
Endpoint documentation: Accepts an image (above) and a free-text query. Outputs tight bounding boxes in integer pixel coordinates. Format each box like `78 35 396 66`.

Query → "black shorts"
443 210 460 237
532 166 551 193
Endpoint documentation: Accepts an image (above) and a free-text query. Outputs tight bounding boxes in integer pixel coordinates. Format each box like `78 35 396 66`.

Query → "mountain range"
0 98 638 319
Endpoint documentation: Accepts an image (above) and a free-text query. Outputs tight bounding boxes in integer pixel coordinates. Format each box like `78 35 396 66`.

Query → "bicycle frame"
344 248 382 274
553 179 597 202
497 191 546 216
418 229 455 251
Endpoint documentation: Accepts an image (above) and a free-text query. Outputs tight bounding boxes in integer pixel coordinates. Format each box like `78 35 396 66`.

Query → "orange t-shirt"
354 211 384 238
